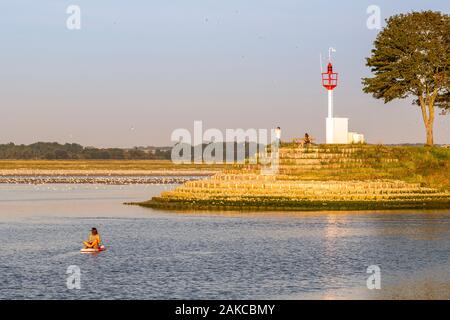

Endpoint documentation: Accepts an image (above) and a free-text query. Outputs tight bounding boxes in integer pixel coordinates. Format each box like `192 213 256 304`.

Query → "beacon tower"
321 48 350 144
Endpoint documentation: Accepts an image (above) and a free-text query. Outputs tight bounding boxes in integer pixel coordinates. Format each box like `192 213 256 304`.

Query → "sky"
0 0 448 147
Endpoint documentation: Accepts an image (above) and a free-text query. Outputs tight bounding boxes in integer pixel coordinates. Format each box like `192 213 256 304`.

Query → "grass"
358 145 450 190
277 144 450 190
0 160 230 172
138 198 450 212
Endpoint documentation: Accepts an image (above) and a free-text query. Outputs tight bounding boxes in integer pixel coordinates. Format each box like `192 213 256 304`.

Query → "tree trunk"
425 121 434 146
419 93 436 147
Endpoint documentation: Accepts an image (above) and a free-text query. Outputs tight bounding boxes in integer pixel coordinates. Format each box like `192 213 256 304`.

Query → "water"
1 183 450 299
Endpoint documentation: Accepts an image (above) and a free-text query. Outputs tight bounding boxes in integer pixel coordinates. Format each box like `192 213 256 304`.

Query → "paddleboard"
80 245 106 254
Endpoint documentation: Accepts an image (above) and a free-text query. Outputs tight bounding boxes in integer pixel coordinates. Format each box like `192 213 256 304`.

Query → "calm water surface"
1 183 450 299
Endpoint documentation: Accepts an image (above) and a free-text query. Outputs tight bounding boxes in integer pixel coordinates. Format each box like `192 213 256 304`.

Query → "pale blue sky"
0 0 448 147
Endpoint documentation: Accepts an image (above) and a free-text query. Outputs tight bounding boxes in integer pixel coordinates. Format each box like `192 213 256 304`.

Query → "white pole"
328 89 333 118
327 89 334 144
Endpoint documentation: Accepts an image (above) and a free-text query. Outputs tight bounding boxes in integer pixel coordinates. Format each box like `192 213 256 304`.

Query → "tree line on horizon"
0 142 264 161
0 142 172 160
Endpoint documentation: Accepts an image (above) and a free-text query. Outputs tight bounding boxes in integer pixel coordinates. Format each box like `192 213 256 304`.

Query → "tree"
363 11 450 146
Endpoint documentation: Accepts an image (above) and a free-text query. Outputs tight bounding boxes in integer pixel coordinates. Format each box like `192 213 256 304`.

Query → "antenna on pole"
319 53 323 73
328 47 336 62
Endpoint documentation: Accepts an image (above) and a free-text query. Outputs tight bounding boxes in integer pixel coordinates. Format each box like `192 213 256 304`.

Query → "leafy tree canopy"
363 11 449 108
363 11 450 145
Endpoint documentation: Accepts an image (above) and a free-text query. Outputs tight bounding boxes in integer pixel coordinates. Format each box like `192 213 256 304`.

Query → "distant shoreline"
0 159 226 184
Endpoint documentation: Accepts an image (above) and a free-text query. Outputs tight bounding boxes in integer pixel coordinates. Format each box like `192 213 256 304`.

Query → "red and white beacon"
322 60 338 119
321 48 349 144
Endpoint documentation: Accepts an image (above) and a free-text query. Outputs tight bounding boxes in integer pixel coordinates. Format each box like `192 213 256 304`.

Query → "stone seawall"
138 145 450 211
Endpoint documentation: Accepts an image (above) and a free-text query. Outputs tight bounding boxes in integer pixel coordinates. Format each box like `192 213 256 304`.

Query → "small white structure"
348 132 365 144
326 117 349 144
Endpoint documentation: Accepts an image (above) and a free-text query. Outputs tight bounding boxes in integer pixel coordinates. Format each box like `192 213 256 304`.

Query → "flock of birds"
0 175 204 185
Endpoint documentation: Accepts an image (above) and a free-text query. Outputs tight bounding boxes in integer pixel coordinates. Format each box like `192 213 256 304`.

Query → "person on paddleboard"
83 227 101 249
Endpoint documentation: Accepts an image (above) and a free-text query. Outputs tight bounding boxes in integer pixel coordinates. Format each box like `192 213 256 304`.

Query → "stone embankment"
140 145 450 211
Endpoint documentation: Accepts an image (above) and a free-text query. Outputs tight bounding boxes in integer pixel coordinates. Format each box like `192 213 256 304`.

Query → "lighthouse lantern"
322 63 338 90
